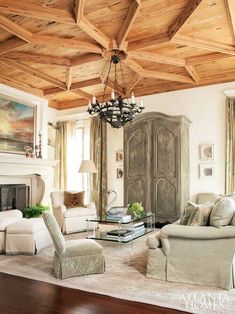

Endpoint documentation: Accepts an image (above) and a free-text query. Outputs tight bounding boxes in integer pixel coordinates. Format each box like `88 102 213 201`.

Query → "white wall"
106 82 235 203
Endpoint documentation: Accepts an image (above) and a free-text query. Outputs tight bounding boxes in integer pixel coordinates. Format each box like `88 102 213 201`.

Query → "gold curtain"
225 97 235 193
90 117 107 217
54 121 68 190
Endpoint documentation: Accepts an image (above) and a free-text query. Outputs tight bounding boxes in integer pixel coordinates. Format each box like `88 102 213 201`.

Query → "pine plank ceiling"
0 0 235 109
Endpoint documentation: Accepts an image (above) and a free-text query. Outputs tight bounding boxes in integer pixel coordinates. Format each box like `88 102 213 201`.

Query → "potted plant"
22 204 50 219
128 202 145 218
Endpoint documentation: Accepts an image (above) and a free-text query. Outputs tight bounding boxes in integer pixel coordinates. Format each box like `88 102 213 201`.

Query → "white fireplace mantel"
0 155 58 167
0 156 59 206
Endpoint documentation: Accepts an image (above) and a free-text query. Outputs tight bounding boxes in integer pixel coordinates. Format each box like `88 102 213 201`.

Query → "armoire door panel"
154 178 177 218
124 121 150 211
126 179 146 206
155 127 177 178
127 129 147 178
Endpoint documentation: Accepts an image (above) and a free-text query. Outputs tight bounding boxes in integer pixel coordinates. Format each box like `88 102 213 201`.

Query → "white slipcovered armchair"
50 191 97 234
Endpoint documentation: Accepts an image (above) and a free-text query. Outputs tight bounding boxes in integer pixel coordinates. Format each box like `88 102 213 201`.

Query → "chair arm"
85 202 96 211
161 224 235 240
173 219 181 225
146 231 161 249
52 205 66 229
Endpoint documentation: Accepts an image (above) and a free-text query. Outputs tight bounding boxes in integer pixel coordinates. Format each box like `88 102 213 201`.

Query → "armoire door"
124 120 151 212
151 119 180 222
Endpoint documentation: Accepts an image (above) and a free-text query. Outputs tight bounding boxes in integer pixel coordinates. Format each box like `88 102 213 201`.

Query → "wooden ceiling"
0 0 235 109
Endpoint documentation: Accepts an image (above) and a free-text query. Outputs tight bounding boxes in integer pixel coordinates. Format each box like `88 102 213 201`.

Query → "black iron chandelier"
87 50 145 128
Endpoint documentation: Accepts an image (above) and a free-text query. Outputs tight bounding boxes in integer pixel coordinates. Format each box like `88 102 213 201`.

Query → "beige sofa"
146 193 235 290
50 191 97 234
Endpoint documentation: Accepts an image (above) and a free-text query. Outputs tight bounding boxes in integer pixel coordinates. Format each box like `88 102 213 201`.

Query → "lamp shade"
78 160 98 173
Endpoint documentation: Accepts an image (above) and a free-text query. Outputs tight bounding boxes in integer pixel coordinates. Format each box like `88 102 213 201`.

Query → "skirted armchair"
42 211 105 279
50 191 97 234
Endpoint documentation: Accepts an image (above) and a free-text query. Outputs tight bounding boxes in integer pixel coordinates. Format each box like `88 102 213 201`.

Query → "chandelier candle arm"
131 92 135 104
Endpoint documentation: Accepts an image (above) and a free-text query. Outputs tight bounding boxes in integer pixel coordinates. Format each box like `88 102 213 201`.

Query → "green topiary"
22 204 50 219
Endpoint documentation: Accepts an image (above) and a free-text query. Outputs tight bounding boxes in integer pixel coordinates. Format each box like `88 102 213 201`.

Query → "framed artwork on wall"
0 95 36 155
115 150 124 162
116 167 124 179
200 144 214 160
199 163 215 180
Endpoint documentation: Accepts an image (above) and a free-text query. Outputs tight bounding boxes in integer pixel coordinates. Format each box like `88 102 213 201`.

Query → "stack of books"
133 222 145 235
106 215 132 223
106 228 133 241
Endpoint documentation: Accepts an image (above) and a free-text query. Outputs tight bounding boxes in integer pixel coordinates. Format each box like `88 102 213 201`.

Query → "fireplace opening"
0 184 30 211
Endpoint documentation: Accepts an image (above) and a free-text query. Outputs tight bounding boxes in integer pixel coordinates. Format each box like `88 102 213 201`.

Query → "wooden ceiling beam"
70 78 102 91
117 0 140 49
0 75 43 96
125 74 141 96
0 59 66 90
124 58 144 74
168 0 205 39
43 87 64 96
49 98 88 110
0 37 28 55
172 35 235 55
78 17 111 49
74 0 85 24
185 65 200 83
100 59 110 83
66 67 73 90
128 33 170 51
31 34 102 54
185 52 232 65
74 0 111 49
225 0 235 44
0 0 75 25
142 69 195 84
71 89 91 100
128 51 185 67
0 15 32 42
70 53 102 67
0 51 70 66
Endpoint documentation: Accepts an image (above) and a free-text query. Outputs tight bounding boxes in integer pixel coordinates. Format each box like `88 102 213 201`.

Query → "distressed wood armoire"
124 112 191 224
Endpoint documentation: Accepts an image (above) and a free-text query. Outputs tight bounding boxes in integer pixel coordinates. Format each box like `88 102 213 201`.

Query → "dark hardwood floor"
0 272 188 314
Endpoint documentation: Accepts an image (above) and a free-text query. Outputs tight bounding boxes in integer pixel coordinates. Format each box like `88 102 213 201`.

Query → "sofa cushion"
0 216 23 231
188 203 213 226
6 218 46 234
63 207 96 218
180 202 199 225
209 197 235 227
64 191 85 208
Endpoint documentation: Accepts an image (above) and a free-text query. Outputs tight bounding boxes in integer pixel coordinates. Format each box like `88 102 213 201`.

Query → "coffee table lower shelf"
86 228 153 243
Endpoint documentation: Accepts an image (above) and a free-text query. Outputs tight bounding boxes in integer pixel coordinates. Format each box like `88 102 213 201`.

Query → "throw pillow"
209 197 235 227
180 202 199 225
189 203 213 226
64 191 85 208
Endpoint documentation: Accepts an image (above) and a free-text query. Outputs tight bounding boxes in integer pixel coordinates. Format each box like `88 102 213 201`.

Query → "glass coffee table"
86 213 155 243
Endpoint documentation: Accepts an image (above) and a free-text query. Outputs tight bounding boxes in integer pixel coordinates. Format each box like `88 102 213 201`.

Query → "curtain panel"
226 97 235 194
90 117 107 217
54 121 68 190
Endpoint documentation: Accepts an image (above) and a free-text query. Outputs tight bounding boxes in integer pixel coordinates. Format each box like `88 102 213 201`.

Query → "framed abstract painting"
0 95 36 155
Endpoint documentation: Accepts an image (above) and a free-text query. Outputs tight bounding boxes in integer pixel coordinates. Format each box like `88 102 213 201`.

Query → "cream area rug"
0 232 234 314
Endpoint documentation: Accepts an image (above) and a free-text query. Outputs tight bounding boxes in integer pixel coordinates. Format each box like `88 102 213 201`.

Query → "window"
66 119 90 201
